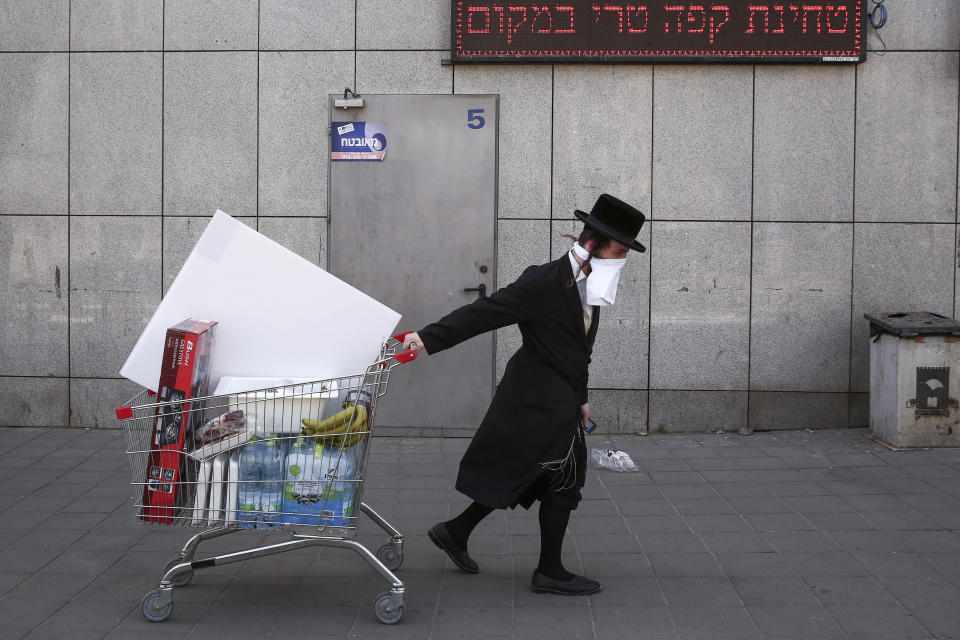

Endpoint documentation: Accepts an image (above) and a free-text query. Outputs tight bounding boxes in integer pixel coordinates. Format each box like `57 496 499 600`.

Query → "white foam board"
120 210 401 391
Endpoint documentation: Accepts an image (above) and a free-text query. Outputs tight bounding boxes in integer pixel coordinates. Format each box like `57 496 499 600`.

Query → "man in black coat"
402 194 646 595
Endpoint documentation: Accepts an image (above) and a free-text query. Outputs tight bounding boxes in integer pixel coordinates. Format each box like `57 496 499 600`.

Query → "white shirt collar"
568 250 590 311
568 250 588 283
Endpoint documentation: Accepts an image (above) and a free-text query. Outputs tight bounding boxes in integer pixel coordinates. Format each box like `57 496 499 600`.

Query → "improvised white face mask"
572 242 627 307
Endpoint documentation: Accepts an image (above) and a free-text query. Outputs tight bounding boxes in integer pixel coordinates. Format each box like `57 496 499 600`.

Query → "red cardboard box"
141 319 217 523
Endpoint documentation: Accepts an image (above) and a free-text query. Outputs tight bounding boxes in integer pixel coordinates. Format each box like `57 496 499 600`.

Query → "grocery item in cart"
237 434 287 529
282 436 317 525
208 452 229 524
190 457 214 526
318 444 359 527
259 435 285 528
190 413 254 461
141 319 217 523
283 440 358 527
190 450 236 526
225 450 239 524
301 397 369 449
214 376 338 435
237 435 261 528
194 409 245 444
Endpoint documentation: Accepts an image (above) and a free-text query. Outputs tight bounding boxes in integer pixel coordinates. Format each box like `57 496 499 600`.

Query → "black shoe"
428 522 479 574
531 570 602 595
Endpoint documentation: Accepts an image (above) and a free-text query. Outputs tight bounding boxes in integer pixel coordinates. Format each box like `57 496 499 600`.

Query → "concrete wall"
1 0 958 432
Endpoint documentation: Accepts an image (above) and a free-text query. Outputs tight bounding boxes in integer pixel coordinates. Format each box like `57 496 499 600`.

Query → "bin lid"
863 312 960 337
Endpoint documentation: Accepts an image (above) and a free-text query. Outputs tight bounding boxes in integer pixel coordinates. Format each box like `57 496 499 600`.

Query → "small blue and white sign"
331 121 388 161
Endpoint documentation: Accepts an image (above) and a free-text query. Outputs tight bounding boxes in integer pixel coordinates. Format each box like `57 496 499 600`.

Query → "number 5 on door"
467 109 485 129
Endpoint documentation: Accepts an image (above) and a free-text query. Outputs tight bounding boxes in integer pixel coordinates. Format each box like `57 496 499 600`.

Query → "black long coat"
418 255 599 510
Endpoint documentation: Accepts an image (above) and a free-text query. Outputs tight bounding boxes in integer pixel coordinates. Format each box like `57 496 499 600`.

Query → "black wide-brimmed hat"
574 194 646 253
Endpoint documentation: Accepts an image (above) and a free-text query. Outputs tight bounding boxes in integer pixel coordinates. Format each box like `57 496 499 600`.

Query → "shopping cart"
115 333 418 625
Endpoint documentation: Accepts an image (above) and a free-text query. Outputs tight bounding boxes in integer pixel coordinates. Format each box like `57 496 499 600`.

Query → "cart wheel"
163 558 194 587
141 589 173 622
376 544 403 571
374 592 404 624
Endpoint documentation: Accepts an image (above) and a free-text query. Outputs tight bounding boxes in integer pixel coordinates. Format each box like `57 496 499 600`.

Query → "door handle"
463 283 487 298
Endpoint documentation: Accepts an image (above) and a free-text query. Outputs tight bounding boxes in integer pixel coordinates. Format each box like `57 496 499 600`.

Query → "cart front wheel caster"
163 558 194 587
141 589 173 622
376 544 403 571
374 592 404 624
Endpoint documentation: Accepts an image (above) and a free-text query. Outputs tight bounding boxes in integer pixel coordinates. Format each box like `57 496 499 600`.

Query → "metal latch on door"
464 284 486 298
334 88 364 109
464 265 489 298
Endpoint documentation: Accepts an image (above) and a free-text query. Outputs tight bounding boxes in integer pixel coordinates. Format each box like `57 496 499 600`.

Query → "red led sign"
453 1 864 62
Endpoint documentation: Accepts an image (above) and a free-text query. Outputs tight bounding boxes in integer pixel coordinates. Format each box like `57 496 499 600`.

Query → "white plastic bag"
590 448 638 472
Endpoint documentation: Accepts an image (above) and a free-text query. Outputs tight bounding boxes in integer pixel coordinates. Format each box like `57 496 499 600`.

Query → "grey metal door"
328 94 498 432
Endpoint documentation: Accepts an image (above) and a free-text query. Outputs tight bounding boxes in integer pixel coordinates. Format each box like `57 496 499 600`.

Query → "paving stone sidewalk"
1 426 959 639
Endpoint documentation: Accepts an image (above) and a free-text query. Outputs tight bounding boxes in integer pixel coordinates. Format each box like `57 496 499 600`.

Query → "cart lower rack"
116 334 417 624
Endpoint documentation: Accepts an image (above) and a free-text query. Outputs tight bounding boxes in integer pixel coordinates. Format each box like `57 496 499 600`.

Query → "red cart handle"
393 350 417 364
116 406 133 420
389 331 418 364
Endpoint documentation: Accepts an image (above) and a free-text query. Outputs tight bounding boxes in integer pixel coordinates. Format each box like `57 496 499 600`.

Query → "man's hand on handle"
402 331 425 354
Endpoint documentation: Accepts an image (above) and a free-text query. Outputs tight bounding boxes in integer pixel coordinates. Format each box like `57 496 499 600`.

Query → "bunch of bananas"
301 401 368 449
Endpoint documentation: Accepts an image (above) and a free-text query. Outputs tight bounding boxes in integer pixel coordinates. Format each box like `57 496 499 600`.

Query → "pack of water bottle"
236 434 287 529
282 436 358 527
235 433 360 529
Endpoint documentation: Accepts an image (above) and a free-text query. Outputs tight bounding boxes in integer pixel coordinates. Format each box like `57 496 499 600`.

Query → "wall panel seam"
257 0 261 229
646 64 656 434
66 1 72 421
954 50 959 319
549 64 554 257
746 64 756 420
848 55 859 401
353 0 358 90
160 1 166 303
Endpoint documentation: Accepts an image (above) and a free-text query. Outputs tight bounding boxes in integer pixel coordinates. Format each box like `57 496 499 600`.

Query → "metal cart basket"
115 333 417 624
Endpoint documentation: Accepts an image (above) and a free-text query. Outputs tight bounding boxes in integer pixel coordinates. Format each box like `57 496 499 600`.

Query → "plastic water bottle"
258 434 285 529
237 436 261 528
334 446 358 522
284 436 312 525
